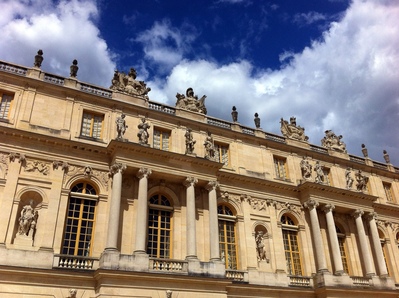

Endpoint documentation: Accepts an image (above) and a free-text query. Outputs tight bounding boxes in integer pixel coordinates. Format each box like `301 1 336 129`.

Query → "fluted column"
184 177 198 259
206 180 220 261
352 209 375 276
105 163 126 250
323 204 344 275
366 212 388 276
134 167 152 254
304 199 328 272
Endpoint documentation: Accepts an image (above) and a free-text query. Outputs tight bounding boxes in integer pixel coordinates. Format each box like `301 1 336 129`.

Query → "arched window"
281 214 302 276
218 205 238 269
147 194 173 258
61 182 98 256
336 225 350 274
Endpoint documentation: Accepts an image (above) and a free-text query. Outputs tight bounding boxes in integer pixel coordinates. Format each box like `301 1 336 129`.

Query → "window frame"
153 128 171 151
274 156 289 180
383 182 395 202
218 205 238 269
281 214 303 276
214 143 230 166
336 226 351 275
0 91 14 121
80 111 104 140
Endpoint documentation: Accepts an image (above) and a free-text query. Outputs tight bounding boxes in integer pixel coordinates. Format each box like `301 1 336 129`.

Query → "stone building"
0 53 399 298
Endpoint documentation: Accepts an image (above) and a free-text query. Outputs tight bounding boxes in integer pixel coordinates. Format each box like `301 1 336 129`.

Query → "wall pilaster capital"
322 204 335 213
366 212 378 221
9 152 25 164
303 199 319 210
109 163 127 176
205 180 219 191
352 209 364 219
53 160 69 172
184 177 198 188
136 167 151 179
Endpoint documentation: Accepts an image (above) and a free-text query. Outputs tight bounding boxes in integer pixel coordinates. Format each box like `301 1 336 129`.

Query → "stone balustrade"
150 258 188 272
289 276 312 287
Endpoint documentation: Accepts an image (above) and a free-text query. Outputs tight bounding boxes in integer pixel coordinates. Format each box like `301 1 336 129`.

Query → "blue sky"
1 0 399 165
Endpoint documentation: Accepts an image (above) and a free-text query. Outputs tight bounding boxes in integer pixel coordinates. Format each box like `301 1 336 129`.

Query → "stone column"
105 163 126 251
366 212 388 277
322 204 344 275
352 209 375 276
184 177 198 259
134 167 152 254
304 199 328 273
206 180 220 261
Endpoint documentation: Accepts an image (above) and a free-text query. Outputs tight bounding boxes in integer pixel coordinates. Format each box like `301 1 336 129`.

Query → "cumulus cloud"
149 0 399 164
293 11 327 26
0 0 115 86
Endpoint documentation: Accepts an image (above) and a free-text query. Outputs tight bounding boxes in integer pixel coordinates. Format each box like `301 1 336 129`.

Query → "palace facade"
1 52 399 298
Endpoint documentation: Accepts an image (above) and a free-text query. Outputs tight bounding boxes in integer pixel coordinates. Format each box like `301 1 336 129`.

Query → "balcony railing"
207 118 231 129
80 83 112 98
266 133 286 143
289 276 311 287
351 276 371 286
55 254 98 270
0 61 27 76
44 73 65 85
149 258 188 272
148 102 176 115
226 270 246 282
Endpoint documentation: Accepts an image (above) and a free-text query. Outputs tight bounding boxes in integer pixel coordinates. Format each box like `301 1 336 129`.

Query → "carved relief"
355 170 368 192
9 152 26 164
321 130 347 153
24 160 50 175
0 153 9 178
110 68 151 98
176 88 207 114
300 157 312 180
280 117 309 141
65 165 109 189
53 160 69 172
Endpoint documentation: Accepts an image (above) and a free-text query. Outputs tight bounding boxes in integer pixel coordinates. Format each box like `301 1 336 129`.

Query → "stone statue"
280 117 309 142
321 130 347 153
231 106 238 122
175 88 207 114
314 161 325 184
18 200 38 238
345 167 354 189
110 68 151 97
254 113 260 129
166 290 172 298
361 144 368 158
185 128 196 154
255 231 268 262
355 170 368 192
116 114 127 140
383 150 390 164
70 59 78 78
203 132 215 160
300 157 312 180
34 49 43 68
69 289 77 298
137 117 150 145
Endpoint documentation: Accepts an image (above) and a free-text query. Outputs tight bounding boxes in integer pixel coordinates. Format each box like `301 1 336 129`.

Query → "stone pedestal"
13 234 34 249
99 249 121 270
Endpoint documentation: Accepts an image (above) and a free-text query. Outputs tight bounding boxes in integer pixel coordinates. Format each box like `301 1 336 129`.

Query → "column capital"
303 199 319 210
205 180 219 191
352 209 364 219
109 163 127 176
322 204 335 213
9 152 26 163
137 167 152 179
184 177 198 188
365 211 378 221
53 160 69 172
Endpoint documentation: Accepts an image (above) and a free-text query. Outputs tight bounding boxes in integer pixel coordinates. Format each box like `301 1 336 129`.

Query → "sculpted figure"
345 167 354 189
116 114 127 139
185 128 196 154
383 150 390 164
110 68 151 97
175 88 207 114
280 117 309 142
314 161 325 184
18 200 38 237
70 59 78 77
34 49 43 68
361 144 368 158
355 170 368 192
255 231 269 262
321 130 347 153
300 157 312 180
137 117 150 145
203 132 215 160
231 106 238 122
254 113 260 128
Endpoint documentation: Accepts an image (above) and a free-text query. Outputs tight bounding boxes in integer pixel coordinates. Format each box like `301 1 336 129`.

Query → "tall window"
62 182 97 256
214 143 229 166
153 128 170 151
0 92 13 120
281 214 302 276
383 183 395 202
379 230 391 276
218 205 238 269
274 156 288 179
147 194 173 258
336 226 350 274
81 111 104 139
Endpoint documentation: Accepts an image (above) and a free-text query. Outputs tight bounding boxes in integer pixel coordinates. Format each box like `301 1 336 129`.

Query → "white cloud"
293 11 327 26
0 0 115 87
149 0 399 164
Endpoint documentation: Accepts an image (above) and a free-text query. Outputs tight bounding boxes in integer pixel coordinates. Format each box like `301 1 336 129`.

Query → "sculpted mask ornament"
280 117 309 142
321 130 347 153
110 68 151 98
175 88 207 114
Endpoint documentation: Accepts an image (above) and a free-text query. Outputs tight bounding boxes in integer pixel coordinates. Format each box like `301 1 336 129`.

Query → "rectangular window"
81 111 104 139
0 92 13 120
338 236 350 274
153 128 170 151
282 229 302 275
323 168 331 186
274 156 288 179
383 183 394 202
214 143 229 166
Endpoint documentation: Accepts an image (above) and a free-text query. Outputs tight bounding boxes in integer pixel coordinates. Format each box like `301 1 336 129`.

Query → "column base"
187 258 225 278
99 249 120 269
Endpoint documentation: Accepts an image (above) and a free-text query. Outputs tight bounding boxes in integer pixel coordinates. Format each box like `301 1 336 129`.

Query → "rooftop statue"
34 49 44 68
175 88 207 114
280 117 309 142
70 59 79 78
231 106 238 122
321 130 347 153
110 68 151 98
